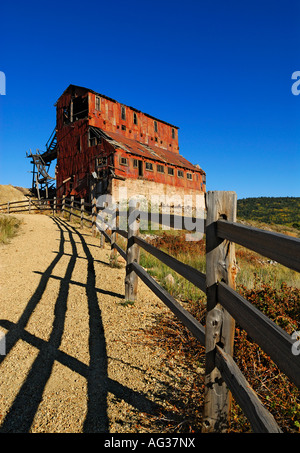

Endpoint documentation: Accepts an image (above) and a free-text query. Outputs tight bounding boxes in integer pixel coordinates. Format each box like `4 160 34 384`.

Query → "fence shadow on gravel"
0 216 164 433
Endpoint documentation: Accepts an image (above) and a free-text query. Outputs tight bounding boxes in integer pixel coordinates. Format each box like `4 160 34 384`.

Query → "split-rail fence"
1 192 299 433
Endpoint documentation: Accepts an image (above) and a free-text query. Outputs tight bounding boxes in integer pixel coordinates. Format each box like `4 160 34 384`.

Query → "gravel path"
0 213 192 433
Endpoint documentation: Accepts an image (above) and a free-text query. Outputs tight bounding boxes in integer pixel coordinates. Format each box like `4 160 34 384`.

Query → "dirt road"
0 213 186 433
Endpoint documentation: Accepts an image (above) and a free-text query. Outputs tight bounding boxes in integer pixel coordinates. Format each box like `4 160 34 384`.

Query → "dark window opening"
77 137 81 153
168 167 174 176
138 160 143 177
89 127 102 147
154 120 158 133
145 162 153 171
178 170 184 178
121 106 126 120
157 164 164 173
63 106 70 124
96 156 107 167
121 125 126 131
120 157 128 166
133 159 138 168
172 128 175 139
72 95 88 122
187 172 193 180
133 112 138 125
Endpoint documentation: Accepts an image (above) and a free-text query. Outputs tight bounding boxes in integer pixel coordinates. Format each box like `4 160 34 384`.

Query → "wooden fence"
1 191 299 433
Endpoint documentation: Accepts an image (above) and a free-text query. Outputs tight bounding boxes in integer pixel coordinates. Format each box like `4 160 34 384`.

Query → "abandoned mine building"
38 84 206 209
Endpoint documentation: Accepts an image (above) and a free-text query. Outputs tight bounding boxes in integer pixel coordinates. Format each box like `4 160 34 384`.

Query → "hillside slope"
237 197 300 228
0 185 30 204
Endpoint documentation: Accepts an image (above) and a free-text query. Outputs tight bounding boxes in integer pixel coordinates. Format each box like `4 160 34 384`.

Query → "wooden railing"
1 191 299 433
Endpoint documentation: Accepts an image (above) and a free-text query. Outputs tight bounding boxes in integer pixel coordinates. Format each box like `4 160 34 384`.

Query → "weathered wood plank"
202 191 237 433
125 202 140 302
132 261 205 345
133 236 206 293
112 242 127 260
218 282 300 389
217 220 300 273
215 345 282 433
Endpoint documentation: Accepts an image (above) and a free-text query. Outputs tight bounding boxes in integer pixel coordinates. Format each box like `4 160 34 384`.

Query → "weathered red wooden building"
52 84 206 207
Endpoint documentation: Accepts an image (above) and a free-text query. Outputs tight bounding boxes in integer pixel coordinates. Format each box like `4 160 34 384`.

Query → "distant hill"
237 197 300 228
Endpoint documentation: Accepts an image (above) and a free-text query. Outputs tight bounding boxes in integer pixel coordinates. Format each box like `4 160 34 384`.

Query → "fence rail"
1 191 299 433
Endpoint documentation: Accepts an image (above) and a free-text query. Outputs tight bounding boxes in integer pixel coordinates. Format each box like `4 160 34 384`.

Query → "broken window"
63 105 70 124
96 156 107 167
72 95 88 121
177 170 184 178
154 121 158 133
168 167 174 176
157 164 164 173
89 127 102 147
121 125 126 131
172 128 175 139
133 112 138 125
186 172 193 180
145 162 153 171
133 159 138 168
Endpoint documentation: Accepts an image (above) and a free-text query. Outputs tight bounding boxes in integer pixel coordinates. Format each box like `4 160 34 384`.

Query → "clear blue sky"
0 0 299 199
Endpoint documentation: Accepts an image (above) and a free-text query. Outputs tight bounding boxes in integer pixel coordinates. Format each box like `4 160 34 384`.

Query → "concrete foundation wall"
110 177 205 213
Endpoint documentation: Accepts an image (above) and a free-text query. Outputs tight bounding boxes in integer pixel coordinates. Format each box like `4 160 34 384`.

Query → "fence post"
53 197 56 216
62 195 66 216
80 198 84 228
92 196 97 237
202 191 237 433
29 198 31 214
110 202 119 264
7 202 10 214
125 200 140 302
70 195 74 222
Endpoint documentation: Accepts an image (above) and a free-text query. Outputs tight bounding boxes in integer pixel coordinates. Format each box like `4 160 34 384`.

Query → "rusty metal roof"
100 129 205 174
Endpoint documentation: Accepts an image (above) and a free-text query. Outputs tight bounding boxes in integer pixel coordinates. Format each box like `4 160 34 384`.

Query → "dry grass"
134 221 300 432
0 215 22 244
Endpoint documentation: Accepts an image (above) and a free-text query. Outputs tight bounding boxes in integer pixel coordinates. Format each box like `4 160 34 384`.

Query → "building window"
120 157 128 166
157 164 164 173
172 128 175 139
96 157 107 167
133 159 138 168
121 106 126 121
95 96 101 111
186 172 193 180
168 167 174 176
154 120 158 133
121 125 126 131
133 112 138 125
89 127 102 147
145 162 153 171
177 170 184 178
